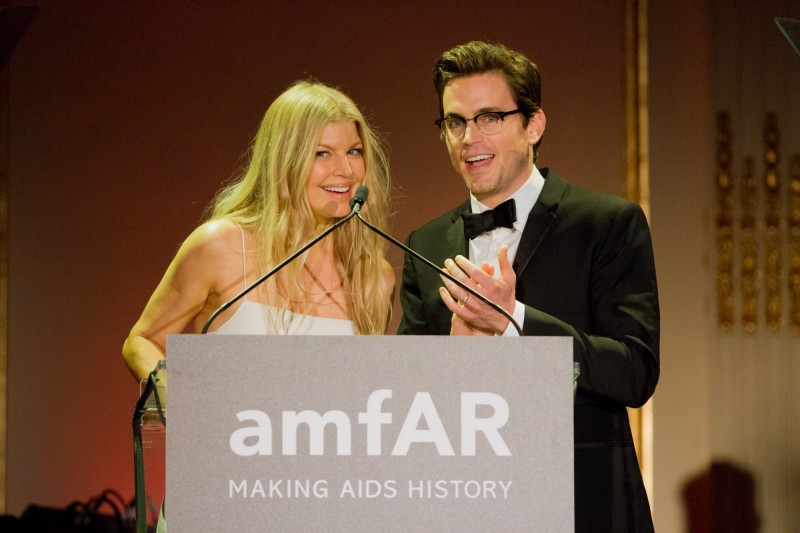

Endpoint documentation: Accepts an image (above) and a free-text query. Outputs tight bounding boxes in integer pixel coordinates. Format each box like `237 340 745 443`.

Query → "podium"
137 335 575 531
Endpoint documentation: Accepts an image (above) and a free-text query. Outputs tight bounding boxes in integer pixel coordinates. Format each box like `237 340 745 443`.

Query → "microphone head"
349 185 369 209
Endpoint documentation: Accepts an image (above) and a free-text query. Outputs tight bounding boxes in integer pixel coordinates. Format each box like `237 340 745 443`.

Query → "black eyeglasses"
435 109 522 139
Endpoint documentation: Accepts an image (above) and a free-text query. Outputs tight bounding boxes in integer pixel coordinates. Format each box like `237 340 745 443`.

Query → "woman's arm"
122 220 242 381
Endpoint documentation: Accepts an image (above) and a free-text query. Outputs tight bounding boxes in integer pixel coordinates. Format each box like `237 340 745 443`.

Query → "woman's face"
306 121 365 226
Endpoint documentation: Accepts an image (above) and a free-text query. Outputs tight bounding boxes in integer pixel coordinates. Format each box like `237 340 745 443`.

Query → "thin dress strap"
238 224 248 293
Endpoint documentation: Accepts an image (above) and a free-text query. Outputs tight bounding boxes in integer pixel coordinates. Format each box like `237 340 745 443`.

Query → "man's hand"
438 245 517 334
450 313 494 336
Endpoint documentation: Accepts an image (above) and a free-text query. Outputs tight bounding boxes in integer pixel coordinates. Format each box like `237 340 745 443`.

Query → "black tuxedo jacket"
398 168 660 532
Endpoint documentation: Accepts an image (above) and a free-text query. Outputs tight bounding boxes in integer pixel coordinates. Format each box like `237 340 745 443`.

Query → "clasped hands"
438 245 516 336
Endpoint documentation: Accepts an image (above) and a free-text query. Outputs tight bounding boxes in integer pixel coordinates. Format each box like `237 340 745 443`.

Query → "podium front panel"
167 335 573 532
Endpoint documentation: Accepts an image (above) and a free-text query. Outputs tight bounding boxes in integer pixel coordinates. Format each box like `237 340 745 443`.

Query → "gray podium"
163 335 574 532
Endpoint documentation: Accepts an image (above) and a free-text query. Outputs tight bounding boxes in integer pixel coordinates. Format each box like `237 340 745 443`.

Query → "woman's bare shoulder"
181 218 246 259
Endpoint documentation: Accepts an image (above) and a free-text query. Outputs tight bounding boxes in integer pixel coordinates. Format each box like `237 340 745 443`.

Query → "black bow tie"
462 199 517 239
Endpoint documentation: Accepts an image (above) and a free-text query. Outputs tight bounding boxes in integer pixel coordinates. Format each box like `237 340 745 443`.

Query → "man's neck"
471 166 536 209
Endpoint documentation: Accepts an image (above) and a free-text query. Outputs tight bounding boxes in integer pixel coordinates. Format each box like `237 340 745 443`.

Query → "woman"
123 81 395 383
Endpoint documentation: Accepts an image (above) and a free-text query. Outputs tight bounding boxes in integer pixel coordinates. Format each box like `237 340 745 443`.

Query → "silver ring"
462 293 470 305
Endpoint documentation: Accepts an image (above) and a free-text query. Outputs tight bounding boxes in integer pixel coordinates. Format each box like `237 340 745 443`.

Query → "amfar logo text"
229 389 511 457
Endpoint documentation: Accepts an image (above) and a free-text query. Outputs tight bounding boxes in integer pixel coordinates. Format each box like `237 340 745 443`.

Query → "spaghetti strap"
238 224 248 292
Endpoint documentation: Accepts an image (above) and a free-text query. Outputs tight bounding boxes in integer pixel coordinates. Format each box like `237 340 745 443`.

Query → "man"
398 41 660 532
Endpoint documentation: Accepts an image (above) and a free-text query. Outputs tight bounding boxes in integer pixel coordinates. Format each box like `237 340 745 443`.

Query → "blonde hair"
209 81 392 334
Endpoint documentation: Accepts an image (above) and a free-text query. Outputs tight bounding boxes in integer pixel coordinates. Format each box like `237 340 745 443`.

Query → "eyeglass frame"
434 109 523 139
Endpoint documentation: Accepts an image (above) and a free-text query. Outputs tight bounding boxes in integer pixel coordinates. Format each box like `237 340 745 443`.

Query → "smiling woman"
122 81 395 384
307 121 367 227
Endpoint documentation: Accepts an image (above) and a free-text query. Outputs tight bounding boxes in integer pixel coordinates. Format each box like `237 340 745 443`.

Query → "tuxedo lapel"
447 201 471 258
513 169 567 277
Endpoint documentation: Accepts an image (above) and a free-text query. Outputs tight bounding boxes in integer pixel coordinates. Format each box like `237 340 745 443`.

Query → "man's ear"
527 110 546 144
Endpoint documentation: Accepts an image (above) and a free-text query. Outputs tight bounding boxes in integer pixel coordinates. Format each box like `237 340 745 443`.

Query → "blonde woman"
123 81 394 382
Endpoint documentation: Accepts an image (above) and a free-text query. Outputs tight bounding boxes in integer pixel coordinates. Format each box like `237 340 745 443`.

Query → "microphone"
201 190 363 333
349 185 369 213
353 186 523 336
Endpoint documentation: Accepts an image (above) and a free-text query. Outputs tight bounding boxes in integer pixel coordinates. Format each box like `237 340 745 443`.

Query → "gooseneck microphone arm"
201 188 369 334
352 190 523 336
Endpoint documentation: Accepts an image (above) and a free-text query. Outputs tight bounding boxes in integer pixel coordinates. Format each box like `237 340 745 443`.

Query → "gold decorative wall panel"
716 112 734 331
764 114 781 330
624 0 651 492
715 111 800 335
790 155 800 332
741 157 758 331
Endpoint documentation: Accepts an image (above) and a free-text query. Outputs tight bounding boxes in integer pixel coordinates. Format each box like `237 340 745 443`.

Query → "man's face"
441 72 543 208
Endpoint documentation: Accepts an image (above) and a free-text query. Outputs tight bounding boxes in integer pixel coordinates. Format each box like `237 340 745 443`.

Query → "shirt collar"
469 166 545 231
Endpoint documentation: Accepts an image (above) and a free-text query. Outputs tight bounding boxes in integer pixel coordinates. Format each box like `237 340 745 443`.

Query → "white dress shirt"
467 166 545 335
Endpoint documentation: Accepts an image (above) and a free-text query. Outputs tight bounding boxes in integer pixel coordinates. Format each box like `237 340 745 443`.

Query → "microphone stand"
132 361 166 533
354 212 524 336
201 206 362 334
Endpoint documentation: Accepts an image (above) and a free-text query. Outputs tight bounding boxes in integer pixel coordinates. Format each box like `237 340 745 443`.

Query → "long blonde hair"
209 81 392 334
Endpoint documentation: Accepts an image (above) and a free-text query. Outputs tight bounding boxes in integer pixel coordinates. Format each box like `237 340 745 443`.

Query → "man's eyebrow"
444 106 504 118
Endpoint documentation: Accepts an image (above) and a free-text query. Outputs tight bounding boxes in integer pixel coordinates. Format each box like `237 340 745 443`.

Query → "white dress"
213 299 354 335
212 224 354 335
